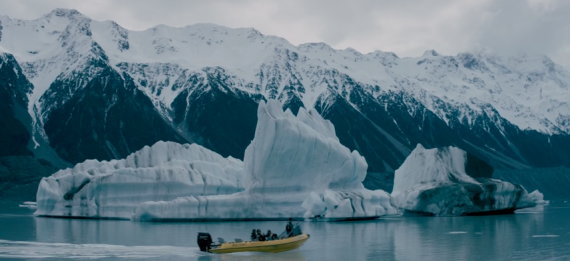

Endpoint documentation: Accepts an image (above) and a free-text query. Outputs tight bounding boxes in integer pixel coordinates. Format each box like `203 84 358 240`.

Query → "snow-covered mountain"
1 9 570 188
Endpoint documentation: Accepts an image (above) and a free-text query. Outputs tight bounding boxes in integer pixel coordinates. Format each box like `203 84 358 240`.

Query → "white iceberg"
35 141 246 219
36 100 397 221
391 144 542 216
133 100 397 221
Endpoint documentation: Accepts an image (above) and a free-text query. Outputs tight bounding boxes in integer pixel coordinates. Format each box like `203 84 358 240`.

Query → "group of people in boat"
251 229 278 241
250 218 296 241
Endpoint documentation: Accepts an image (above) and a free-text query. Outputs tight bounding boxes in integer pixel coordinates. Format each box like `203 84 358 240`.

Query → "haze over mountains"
1 8 570 197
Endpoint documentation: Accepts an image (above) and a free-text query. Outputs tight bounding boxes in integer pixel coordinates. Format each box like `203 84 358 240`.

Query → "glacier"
391 144 545 216
36 100 397 220
34 141 246 219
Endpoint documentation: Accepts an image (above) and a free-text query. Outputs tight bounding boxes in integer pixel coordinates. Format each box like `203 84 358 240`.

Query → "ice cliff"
391 144 545 216
36 100 397 220
34 142 246 218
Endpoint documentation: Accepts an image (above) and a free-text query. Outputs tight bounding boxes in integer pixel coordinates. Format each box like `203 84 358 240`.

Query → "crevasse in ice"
391 144 545 216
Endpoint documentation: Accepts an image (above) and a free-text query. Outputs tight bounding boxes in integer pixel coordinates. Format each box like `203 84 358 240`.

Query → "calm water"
1 201 570 261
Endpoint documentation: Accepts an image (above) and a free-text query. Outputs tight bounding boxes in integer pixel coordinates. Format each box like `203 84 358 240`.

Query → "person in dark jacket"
286 218 294 236
256 229 266 241
251 229 258 241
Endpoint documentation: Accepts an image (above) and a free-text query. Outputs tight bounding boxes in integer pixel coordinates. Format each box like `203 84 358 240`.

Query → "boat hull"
209 234 310 254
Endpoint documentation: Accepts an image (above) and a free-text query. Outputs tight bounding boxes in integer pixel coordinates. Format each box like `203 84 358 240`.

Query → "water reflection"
1 202 570 260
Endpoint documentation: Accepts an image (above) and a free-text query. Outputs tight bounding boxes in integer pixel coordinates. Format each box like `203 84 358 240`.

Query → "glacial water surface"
1 201 570 261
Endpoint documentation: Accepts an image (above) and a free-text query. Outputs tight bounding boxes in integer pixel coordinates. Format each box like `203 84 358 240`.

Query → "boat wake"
0 240 199 259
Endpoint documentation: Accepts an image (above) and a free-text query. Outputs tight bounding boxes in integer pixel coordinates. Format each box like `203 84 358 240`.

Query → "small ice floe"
448 231 468 234
19 202 37 209
475 232 483 235
532 235 560 238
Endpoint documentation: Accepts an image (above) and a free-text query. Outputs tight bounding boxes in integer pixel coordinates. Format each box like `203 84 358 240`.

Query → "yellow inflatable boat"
208 234 310 254
197 222 309 254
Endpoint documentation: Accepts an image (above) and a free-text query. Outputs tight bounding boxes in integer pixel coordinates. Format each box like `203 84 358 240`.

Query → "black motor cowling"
197 232 213 252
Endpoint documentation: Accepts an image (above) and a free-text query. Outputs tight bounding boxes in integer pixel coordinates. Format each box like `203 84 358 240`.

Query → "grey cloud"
0 0 569 68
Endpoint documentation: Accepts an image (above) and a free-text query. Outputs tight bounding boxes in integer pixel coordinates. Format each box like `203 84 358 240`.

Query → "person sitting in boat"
286 218 294 236
256 229 266 241
266 230 273 240
271 233 278 240
251 229 258 241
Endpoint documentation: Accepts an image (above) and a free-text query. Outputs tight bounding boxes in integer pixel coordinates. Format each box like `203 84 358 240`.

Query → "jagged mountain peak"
43 8 87 20
297 42 336 53
422 49 440 57
368 50 399 58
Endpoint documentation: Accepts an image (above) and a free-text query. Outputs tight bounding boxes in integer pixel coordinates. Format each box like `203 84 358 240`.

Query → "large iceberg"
391 144 544 216
35 142 246 219
36 100 397 220
133 100 397 221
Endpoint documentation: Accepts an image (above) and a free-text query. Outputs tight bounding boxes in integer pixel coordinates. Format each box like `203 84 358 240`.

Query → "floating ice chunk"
35 141 246 219
527 190 549 205
19 202 37 209
392 144 543 216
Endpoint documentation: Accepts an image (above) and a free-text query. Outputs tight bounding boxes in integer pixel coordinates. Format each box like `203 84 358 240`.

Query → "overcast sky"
1 0 569 68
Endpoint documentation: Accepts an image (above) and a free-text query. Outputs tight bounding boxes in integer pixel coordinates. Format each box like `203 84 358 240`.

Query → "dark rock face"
315 90 409 174
0 54 59 201
281 92 304 116
0 54 33 157
171 69 263 159
43 61 186 164
465 153 494 179
495 166 570 200
362 172 394 193
0 156 57 200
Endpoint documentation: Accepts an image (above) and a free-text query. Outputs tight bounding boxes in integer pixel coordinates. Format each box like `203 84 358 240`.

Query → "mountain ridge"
1 8 570 182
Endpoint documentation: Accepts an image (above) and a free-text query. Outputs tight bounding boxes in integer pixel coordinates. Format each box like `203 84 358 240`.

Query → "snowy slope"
1 9 569 136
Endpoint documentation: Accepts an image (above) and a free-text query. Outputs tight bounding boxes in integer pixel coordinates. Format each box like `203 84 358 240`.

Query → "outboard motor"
197 232 213 252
